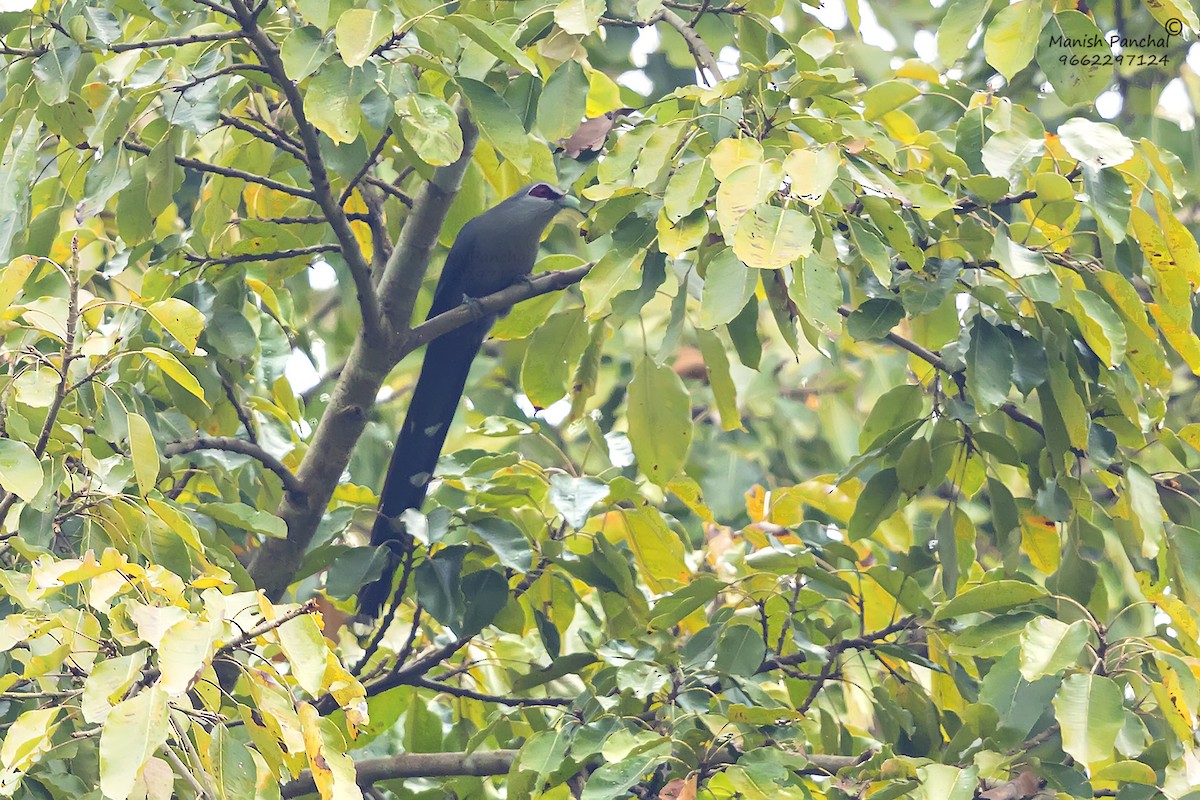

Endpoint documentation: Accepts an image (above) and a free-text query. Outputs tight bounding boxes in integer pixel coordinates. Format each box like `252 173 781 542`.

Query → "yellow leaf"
1020 513 1060 573
715 160 783 242
619 505 690 593
142 347 208 405
708 137 764 181
733 204 815 268
656 207 708 258
343 191 374 265
0 255 38 315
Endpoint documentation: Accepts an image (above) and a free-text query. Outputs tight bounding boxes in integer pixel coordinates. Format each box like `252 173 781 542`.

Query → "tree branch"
245 105 480 603
108 29 244 53
218 113 306 161
399 264 594 356
120 140 315 200
280 751 518 798
0 252 79 529
229 0 384 344
163 437 306 497
183 244 338 267
409 676 573 706
655 8 725 84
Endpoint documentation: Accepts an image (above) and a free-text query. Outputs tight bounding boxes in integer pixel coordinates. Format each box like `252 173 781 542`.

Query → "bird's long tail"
358 319 490 618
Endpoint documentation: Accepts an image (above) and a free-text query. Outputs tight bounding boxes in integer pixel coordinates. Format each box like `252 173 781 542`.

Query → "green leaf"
732 205 815 269
549 474 609 528
983 0 1043 80
520 308 590 408
457 78 533 171
1070 289 1126 367
141 349 207 405
1036 12 1113 106
99 686 170 800
581 747 668 800
303 60 361 144
126 412 159 497
699 250 757 328
1053 673 1123 768
938 0 992 64
581 248 644 319
538 61 588 142
0 439 43 502
664 159 715 223
1122 464 1165 559
649 576 725 629
915 764 978 800
280 26 331 81
1019 617 1089 680
520 726 575 783
933 580 1047 620
1083 165 1130 244
846 298 903 341
415 545 467 629
325 546 390 600
197 502 287 538
1057 118 1133 169
554 0 606 34
276 612 329 696
470 518 533 572
397 94 464 167
334 8 393 68
626 355 694 486
695 328 741 431
862 80 920 120
966 317 1014 413
512 653 598 691
848 468 902 540
460 569 508 636
447 16 538 75
208 725 256 800
859 384 925 451
714 624 766 676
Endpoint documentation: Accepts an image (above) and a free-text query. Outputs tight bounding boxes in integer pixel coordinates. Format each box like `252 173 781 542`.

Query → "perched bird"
358 183 579 618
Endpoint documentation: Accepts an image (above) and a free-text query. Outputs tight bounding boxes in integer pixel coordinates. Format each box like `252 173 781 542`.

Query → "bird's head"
509 182 581 225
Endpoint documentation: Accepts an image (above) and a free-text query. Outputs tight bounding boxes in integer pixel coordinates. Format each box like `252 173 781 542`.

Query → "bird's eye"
528 183 563 200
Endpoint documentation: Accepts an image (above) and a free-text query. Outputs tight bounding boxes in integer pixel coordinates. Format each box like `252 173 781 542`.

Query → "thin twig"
120 140 315 199
183 244 338 267
410 676 572 706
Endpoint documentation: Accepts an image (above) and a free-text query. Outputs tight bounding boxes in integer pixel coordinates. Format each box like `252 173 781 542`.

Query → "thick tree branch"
375 104 478 327
163 437 305 497
656 8 725 84
246 107 480 603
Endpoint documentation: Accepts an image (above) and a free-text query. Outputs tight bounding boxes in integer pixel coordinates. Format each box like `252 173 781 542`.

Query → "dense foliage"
2 0 1200 799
